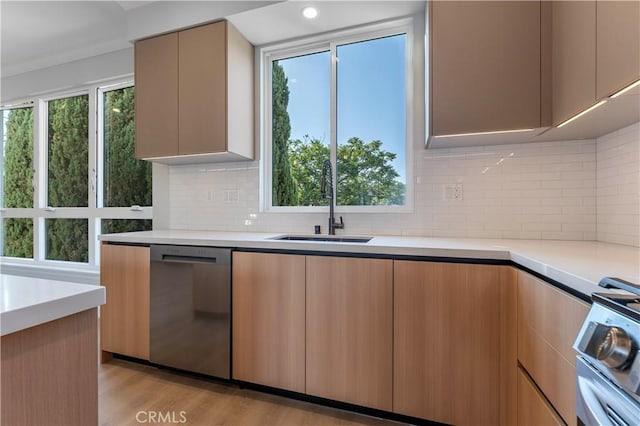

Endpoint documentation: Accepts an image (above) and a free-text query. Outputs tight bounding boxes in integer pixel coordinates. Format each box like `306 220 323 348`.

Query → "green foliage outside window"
2 107 34 257
271 61 405 207
46 95 89 262
2 87 151 262
102 87 152 234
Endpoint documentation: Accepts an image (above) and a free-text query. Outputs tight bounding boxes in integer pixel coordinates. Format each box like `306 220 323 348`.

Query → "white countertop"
1 274 106 336
100 230 640 298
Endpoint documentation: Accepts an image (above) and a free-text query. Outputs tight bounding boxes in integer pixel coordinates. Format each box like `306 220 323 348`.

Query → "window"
0 81 152 266
1 106 34 258
100 86 152 234
264 20 412 211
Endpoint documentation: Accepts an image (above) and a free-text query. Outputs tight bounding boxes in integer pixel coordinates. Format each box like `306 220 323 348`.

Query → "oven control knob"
577 322 636 369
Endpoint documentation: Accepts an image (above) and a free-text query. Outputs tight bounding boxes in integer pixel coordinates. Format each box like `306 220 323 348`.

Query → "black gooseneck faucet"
320 159 344 235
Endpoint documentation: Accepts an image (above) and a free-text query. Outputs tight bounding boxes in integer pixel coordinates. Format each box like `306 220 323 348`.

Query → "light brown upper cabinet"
551 1 640 126
393 261 517 426
596 0 640 99
135 20 254 163
430 1 548 136
551 1 596 125
306 256 393 411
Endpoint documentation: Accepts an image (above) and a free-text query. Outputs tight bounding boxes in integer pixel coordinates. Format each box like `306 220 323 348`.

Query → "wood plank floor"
99 359 403 426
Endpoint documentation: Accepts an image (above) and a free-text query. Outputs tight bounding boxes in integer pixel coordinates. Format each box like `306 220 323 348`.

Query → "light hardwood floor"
99 359 402 426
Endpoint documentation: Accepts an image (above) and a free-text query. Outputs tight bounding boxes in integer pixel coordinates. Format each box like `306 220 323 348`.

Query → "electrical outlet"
224 189 240 203
443 183 463 200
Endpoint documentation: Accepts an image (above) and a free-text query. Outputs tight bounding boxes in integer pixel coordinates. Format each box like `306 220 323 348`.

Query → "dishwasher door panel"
150 245 230 379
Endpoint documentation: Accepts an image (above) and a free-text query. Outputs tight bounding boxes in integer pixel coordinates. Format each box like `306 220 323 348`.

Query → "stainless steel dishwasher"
150 245 231 379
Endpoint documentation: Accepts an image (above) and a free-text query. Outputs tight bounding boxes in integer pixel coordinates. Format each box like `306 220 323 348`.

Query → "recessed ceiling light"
302 7 318 19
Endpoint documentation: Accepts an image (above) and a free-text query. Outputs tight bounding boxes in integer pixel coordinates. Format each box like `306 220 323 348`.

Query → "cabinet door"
232 252 305 392
517 270 589 425
100 243 150 360
393 261 517 426
306 256 393 411
431 1 542 135
551 1 596 125
178 21 227 155
134 33 178 158
517 367 564 426
596 0 640 98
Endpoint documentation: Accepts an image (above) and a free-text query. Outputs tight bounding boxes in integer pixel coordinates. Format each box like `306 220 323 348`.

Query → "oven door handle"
578 376 616 426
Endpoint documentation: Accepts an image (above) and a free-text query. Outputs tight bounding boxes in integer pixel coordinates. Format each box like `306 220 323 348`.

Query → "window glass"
101 219 152 235
269 30 408 209
1 106 34 258
2 106 34 208
45 218 88 262
272 52 330 207
3 218 33 258
47 94 89 207
336 34 406 206
103 87 152 207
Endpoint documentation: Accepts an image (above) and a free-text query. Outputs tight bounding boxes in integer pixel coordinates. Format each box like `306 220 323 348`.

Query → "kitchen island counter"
100 230 640 298
1 273 105 336
1 274 105 426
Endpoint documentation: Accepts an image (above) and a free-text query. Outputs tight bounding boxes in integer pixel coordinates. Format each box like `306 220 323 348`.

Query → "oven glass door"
577 357 640 426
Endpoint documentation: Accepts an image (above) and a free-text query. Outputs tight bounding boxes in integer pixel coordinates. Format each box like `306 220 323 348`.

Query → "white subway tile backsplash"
596 122 640 247
167 135 612 241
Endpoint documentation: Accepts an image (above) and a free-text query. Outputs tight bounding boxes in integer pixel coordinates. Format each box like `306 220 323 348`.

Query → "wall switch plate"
443 183 463 200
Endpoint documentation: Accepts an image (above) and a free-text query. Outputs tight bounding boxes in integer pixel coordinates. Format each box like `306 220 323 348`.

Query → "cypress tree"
2 108 34 257
46 95 89 262
272 61 298 206
102 87 152 234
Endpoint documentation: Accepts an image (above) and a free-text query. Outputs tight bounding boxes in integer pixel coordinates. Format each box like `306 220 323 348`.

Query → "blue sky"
278 34 407 182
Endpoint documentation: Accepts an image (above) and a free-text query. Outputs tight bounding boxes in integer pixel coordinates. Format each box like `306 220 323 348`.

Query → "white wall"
168 138 598 240
597 122 640 247
0 48 133 103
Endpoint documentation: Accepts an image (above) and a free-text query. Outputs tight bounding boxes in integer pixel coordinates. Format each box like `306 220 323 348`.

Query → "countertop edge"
1 283 106 336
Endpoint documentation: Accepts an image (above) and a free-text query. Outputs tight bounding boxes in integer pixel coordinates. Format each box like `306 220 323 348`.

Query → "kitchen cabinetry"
551 0 640 126
551 1 596 125
100 243 150 360
232 252 306 393
517 367 564 426
517 270 589 425
393 261 517 425
430 1 547 136
306 256 393 411
135 20 253 163
596 0 640 99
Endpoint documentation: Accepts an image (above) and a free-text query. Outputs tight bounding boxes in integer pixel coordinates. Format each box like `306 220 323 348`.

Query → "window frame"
260 18 415 213
0 77 152 269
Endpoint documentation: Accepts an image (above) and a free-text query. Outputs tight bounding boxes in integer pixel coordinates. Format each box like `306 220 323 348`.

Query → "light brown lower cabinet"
100 243 150 360
232 252 306 393
517 270 589 426
393 261 517 426
306 256 393 411
517 366 564 426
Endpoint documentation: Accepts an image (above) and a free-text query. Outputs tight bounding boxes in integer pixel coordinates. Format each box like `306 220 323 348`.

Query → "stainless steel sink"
271 235 372 243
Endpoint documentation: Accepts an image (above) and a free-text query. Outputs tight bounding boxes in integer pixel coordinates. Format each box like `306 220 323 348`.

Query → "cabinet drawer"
517 270 589 425
517 366 564 426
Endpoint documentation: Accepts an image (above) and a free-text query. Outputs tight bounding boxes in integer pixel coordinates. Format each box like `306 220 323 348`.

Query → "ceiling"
0 0 424 78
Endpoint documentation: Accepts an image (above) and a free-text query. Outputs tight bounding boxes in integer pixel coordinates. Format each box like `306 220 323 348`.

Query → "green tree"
2 107 34 257
271 61 298 206
102 87 152 234
288 137 405 206
47 95 89 262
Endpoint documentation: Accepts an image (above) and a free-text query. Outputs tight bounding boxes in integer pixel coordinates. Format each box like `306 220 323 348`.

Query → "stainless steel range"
574 277 640 425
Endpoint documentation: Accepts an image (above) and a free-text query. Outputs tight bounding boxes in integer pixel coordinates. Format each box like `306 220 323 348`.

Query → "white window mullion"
330 41 338 209
34 99 48 261
87 87 98 265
